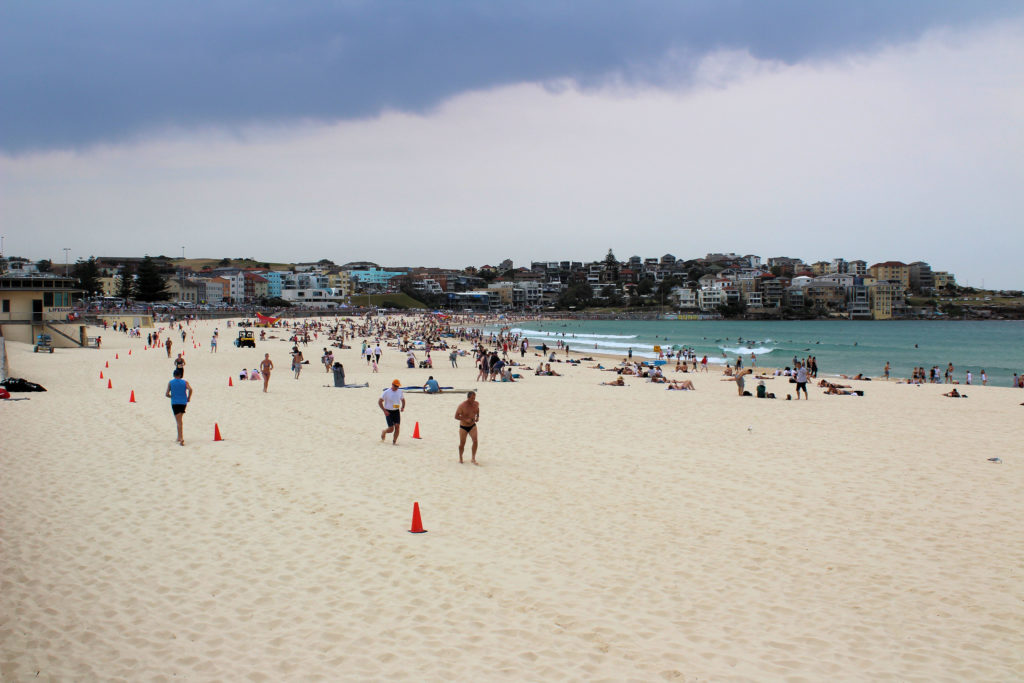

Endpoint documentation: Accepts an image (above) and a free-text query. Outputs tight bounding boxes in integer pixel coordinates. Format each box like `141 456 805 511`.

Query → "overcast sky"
1 1 1021 288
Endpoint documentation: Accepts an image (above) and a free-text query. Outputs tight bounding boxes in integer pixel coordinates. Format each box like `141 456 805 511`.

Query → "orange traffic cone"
214 423 223 441
128 349 132 355
107 379 112 389
115 353 119 359
129 390 136 403
228 376 233 387
409 502 427 533
105 360 109 368
100 371 104 379
412 422 422 439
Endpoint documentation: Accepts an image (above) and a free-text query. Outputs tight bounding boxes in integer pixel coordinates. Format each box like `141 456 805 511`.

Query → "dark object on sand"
1 378 47 392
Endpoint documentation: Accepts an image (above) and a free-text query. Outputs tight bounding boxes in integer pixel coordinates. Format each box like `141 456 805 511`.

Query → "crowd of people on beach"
134 311 1024 454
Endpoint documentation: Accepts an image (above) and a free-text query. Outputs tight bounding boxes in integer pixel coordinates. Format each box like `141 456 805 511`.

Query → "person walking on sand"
259 353 274 392
884 361 890 380
795 362 809 400
165 337 173 358
292 348 304 379
455 390 480 465
165 367 193 446
379 379 406 445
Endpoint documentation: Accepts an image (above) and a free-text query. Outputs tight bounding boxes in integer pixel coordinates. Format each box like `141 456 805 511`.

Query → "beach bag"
0 388 10 399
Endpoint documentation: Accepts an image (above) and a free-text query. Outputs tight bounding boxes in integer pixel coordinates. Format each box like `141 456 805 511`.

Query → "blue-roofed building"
258 271 283 298
349 268 403 290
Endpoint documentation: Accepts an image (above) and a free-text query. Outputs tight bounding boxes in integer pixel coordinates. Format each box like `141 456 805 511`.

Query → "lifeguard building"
0 275 88 347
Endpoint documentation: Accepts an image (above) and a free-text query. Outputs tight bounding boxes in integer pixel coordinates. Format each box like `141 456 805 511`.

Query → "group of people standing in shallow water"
903 361 987 386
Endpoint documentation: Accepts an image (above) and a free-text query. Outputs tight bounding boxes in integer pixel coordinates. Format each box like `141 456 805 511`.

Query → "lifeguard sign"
255 312 280 326
653 345 661 353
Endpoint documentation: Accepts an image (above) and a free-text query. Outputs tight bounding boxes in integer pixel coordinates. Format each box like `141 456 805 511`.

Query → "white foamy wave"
511 327 637 340
718 346 775 355
590 340 653 350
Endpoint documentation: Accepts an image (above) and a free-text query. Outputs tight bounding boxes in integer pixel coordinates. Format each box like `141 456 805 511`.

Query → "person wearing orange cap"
378 379 406 444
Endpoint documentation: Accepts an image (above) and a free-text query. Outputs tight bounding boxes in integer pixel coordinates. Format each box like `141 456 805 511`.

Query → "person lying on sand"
824 384 861 396
667 380 695 390
601 377 626 386
943 388 966 398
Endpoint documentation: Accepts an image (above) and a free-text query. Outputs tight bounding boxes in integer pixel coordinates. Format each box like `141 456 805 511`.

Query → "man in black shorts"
165 367 193 445
795 363 809 400
454 391 480 465
378 379 406 444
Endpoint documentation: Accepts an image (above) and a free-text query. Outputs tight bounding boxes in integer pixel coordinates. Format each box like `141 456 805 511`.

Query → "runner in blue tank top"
165 367 194 446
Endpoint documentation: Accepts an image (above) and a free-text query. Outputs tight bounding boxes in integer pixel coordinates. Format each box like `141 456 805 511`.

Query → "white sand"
1 317 1022 681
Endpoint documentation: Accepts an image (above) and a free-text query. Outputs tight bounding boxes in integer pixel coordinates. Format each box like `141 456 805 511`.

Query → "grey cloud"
2 1 1021 151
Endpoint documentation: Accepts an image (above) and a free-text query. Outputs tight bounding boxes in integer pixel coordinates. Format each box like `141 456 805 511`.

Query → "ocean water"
496 320 1024 387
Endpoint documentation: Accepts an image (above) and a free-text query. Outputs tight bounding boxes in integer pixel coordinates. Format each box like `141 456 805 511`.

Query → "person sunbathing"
667 379 695 390
943 388 965 398
601 377 625 386
544 363 561 376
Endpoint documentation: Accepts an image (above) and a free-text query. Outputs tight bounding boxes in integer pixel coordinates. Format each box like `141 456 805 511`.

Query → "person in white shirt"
795 363 809 400
378 379 406 444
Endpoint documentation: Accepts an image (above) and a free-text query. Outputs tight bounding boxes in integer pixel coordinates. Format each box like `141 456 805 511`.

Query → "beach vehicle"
34 334 54 353
236 330 256 348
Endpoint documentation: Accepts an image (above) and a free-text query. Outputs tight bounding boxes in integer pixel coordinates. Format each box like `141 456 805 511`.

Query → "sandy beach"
2 316 1022 681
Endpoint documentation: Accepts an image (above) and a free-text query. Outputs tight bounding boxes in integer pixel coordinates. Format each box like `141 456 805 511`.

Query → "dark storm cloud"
0 0 1018 151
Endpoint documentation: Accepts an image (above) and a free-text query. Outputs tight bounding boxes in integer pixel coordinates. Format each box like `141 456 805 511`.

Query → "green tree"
656 275 682 302
135 256 170 301
601 284 623 306
72 257 101 296
718 299 747 318
603 249 620 282
557 282 593 309
36 259 53 273
117 267 136 300
637 277 655 296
